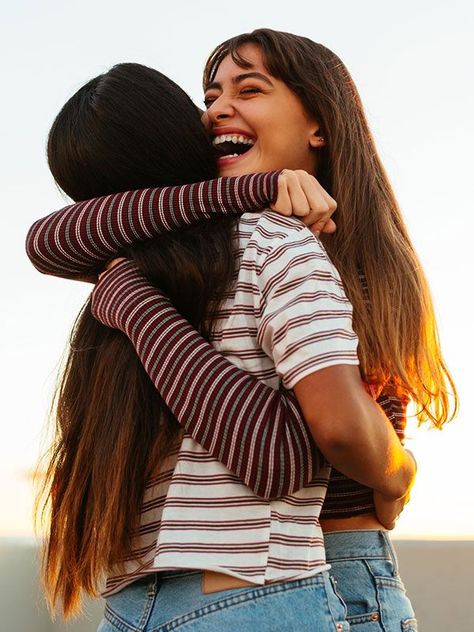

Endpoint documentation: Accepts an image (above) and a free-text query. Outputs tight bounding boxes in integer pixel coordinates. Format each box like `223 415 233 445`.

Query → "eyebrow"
205 72 274 92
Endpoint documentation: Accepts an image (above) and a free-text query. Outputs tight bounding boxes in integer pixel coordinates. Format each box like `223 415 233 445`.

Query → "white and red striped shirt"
103 210 359 596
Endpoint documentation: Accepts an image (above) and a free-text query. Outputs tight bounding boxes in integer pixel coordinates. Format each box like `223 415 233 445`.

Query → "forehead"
213 43 267 80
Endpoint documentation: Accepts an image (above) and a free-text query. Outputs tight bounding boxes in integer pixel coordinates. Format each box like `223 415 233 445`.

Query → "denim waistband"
324 529 398 563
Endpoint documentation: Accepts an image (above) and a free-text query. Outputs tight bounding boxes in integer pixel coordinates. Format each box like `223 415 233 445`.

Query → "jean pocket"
329 559 380 618
366 557 407 595
329 575 348 619
401 618 418 631
97 618 121 632
365 557 400 580
104 575 159 631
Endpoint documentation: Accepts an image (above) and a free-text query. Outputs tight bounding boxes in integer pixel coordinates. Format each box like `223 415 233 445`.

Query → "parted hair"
204 28 457 426
39 63 236 617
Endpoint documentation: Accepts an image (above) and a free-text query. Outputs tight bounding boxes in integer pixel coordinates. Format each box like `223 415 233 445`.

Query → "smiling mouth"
212 134 255 160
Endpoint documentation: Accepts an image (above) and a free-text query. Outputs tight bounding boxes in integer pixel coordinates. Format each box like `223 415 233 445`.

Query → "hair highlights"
38 63 235 617
204 29 457 426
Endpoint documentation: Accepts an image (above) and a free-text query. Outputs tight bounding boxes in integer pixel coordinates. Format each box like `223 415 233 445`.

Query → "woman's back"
104 208 358 595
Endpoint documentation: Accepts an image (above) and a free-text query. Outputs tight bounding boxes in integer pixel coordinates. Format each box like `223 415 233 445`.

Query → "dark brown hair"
204 29 457 426
38 63 236 616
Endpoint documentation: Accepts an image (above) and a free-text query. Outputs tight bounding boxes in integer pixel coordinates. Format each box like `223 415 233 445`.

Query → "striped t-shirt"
104 210 359 596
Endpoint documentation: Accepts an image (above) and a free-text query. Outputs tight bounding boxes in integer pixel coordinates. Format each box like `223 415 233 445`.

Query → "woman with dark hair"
29 62 385 630
26 36 456 629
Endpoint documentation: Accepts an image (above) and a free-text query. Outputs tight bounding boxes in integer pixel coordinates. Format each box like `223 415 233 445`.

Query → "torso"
320 514 386 532
104 211 359 597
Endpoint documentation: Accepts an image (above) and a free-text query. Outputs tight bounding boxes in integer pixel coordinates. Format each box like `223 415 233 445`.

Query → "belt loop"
382 531 399 576
147 573 158 597
137 573 159 631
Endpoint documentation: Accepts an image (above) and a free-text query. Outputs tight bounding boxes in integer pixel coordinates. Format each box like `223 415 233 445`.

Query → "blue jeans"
97 570 349 631
325 530 418 631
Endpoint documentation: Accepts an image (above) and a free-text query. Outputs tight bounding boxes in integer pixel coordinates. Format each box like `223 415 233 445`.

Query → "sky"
1 0 473 539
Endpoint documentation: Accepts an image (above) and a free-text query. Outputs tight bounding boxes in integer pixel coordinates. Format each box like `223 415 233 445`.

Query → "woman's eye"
203 87 261 108
241 88 261 96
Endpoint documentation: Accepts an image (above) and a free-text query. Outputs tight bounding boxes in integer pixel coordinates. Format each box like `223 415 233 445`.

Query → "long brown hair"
204 29 458 426
37 63 235 617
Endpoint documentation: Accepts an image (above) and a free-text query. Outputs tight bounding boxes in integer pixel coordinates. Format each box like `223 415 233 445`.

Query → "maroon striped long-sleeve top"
25 172 406 514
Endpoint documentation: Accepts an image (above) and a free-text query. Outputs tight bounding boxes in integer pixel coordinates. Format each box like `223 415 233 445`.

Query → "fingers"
298 171 335 220
271 170 310 216
270 172 292 216
299 173 337 231
309 218 337 236
283 170 311 216
272 171 337 234
98 257 127 281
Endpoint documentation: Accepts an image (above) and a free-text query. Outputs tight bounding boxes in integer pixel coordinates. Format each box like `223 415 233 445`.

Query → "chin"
219 164 253 177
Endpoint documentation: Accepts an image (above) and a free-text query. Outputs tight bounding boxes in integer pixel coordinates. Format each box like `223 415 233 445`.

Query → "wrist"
267 170 284 205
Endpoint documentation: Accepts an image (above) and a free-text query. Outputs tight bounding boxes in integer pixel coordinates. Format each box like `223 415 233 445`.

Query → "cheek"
269 122 311 158
257 102 311 152
201 110 211 131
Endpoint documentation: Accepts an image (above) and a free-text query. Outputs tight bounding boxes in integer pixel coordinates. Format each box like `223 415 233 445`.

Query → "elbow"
252 450 324 501
310 415 360 456
252 468 291 501
387 452 417 499
25 229 46 273
305 389 377 458
25 235 37 268
248 462 300 501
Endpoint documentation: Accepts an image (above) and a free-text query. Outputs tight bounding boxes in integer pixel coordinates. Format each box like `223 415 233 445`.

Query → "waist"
202 570 256 593
203 525 393 593
323 528 397 563
321 513 385 533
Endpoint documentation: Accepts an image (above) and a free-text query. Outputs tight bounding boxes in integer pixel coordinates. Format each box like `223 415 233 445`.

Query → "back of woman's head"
48 62 216 200
204 29 457 426
39 64 235 617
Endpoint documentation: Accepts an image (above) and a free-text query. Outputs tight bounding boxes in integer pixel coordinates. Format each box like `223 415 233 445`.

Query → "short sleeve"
255 224 359 389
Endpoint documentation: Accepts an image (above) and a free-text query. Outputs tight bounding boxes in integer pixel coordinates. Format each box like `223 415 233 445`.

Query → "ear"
309 127 326 148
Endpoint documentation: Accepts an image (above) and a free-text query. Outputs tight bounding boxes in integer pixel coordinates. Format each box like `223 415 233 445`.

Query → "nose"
206 94 234 123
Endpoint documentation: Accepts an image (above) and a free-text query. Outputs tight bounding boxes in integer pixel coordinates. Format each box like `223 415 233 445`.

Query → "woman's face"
204 44 322 177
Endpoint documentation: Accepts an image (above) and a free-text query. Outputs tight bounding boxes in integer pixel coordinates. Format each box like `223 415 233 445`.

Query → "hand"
374 489 411 530
98 257 127 281
271 169 337 235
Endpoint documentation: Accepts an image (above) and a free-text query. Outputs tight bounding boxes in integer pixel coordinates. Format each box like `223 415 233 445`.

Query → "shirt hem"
102 562 331 598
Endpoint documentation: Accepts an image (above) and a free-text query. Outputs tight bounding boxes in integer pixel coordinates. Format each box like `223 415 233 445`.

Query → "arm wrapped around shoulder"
91 258 325 499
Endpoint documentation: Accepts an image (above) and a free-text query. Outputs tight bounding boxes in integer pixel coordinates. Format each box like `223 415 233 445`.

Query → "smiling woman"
204 51 325 175
198 30 460 630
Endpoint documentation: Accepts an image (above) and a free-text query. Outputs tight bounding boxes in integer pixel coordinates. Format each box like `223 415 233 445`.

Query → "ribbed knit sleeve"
91 260 325 500
25 172 280 279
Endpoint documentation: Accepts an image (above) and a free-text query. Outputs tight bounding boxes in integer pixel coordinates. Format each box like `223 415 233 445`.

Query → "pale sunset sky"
1 0 473 539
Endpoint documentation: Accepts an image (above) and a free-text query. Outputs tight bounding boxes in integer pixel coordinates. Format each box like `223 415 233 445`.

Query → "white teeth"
213 134 255 146
221 153 239 159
